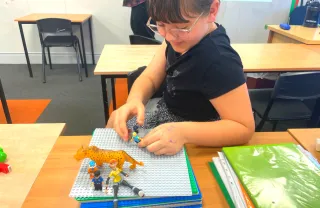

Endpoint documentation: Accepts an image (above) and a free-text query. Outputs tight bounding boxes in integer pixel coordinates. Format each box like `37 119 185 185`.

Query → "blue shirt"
92 177 103 184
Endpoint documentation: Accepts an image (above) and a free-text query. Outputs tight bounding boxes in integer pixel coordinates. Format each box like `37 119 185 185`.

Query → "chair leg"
42 47 46 83
47 47 53 70
272 121 278 132
75 43 83 82
255 119 266 132
78 42 84 68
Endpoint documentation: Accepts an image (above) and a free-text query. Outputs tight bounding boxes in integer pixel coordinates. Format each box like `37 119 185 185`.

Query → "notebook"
222 143 320 208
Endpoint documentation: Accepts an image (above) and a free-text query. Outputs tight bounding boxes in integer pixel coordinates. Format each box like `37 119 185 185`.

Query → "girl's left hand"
138 123 186 155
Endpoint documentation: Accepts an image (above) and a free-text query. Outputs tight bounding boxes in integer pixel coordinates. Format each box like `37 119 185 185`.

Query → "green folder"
222 143 320 208
208 162 235 208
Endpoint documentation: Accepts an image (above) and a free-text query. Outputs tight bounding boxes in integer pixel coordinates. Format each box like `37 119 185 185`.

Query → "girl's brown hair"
147 0 214 24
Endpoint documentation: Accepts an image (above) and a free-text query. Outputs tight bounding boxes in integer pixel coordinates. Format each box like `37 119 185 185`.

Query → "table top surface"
94 44 320 76
268 25 320 45
22 132 297 208
14 13 92 23
0 123 66 208
288 128 320 161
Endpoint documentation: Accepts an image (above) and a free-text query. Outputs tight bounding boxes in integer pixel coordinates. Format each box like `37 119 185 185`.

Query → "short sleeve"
201 54 246 100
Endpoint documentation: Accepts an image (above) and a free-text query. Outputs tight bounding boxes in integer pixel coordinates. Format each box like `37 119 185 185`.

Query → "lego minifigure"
131 132 142 143
106 159 144 208
88 160 99 179
91 170 104 191
133 125 139 133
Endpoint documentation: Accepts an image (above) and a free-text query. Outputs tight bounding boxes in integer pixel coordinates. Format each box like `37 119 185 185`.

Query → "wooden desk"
267 25 320 44
14 13 95 78
23 132 297 208
94 44 320 123
288 128 320 161
0 123 66 208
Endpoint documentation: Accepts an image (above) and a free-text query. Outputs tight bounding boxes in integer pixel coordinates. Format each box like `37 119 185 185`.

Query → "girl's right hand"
106 99 145 141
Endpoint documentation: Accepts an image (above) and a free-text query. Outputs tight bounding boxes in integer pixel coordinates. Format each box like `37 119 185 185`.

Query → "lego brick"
70 128 192 198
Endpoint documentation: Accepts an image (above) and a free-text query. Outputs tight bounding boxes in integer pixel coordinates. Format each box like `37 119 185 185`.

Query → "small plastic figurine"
91 170 104 191
0 147 7 163
131 132 142 143
0 163 11 174
106 159 144 208
88 160 99 179
74 146 144 170
133 125 139 133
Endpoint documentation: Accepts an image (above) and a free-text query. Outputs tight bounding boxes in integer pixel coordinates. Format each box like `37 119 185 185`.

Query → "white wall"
0 0 292 64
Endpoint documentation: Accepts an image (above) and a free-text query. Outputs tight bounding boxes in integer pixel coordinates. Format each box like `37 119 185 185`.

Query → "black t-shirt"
164 23 245 121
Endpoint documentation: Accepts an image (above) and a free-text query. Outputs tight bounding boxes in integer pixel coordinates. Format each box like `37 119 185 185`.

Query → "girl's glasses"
146 12 204 39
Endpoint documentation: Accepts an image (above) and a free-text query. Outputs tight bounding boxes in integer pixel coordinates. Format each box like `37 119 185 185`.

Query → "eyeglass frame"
146 12 205 37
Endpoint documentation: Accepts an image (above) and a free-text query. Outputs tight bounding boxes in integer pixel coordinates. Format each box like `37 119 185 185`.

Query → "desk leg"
111 78 117 110
80 24 88 77
0 79 12 124
101 75 109 124
18 23 33 78
88 17 95 65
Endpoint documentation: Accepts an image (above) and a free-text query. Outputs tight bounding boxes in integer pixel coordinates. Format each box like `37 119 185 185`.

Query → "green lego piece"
0 151 7 163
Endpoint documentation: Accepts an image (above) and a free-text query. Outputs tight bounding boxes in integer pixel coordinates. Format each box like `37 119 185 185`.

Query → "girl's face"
157 14 213 53
149 1 220 53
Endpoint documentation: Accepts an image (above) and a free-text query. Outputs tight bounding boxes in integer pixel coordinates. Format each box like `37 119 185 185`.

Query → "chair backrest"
129 35 162 45
289 6 307 25
36 18 73 35
272 72 320 100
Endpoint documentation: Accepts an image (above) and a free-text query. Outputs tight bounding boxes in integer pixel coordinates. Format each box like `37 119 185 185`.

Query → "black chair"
0 79 12 124
250 72 320 131
129 35 162 45
127 34 163 98
36 18 84 83
127 66 166 99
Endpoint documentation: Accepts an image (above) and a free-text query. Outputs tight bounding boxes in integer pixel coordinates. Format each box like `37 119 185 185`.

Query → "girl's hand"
138 123 186 155
106 99 145 141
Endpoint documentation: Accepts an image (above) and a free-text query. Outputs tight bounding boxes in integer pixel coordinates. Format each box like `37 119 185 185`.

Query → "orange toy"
74 146 144 170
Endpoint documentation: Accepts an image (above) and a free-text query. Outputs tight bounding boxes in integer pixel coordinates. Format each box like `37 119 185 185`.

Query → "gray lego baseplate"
69 128 192 198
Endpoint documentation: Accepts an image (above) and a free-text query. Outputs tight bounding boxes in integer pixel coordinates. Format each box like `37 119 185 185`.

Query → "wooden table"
22 132 297 208
0 123 66 208
14 13 95 78
94 44 320 124
288 128 320 161
267 25 320 44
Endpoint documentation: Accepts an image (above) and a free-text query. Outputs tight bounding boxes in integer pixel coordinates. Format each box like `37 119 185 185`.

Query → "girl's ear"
207 0 220 23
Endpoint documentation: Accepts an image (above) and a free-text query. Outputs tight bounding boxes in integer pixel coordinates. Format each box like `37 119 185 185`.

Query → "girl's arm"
180 84 255 146
139 84 255 155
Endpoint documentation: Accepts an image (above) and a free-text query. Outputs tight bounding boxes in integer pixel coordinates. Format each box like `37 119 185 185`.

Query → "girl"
107 0 255 155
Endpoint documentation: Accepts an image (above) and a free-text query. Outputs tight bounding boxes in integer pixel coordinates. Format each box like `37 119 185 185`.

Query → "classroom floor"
0 64 308 135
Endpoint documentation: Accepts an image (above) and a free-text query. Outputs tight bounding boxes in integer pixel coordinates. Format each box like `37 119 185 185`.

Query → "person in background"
123 0 155 39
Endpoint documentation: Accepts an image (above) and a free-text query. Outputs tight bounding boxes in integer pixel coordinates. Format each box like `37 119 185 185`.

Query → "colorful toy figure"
106 159 144 208
74 146 144 170
91 170 104 191
131 132 142 143
0 147 7 163
88 160 99 179
133 125 139 133
0 163 11 174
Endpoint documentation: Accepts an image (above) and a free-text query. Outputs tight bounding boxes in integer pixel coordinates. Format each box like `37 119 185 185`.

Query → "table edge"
14 14 92 23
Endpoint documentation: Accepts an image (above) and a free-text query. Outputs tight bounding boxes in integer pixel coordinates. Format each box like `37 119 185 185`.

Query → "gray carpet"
0 64 309 136
0 64 106 135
